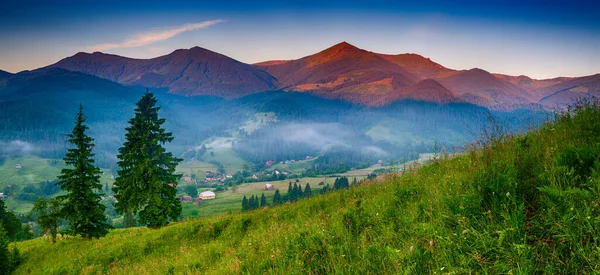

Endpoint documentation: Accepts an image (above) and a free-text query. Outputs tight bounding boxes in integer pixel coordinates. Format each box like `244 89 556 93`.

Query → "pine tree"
260 193 267 207
304 183 312 198
31 197 62 243
291 183 298 201
56 105 109 239
287 181 293 202
273 189 281 205
250 195 257 210
242 195 248 211
0 224 12 274
114 91 182 229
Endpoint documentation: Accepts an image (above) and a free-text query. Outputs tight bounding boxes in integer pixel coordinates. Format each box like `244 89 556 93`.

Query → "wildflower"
429 240 434 248
410 246 414 253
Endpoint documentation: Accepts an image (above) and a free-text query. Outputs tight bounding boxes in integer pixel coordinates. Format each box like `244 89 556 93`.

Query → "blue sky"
0 0 599 78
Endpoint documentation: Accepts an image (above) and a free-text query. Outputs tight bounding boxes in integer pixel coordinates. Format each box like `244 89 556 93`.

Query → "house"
183 177 193 184
0 193 4 199
251 175 258 180
199 191 216 200
265 160 273 166
180 195 193 202
264 183 274 191
15 164 22 169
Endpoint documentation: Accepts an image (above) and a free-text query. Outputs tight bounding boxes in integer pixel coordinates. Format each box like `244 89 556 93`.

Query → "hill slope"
50 47 279 97
14 101 600 274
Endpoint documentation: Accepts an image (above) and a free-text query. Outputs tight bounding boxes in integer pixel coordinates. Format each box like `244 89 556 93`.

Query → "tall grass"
14 101 600 274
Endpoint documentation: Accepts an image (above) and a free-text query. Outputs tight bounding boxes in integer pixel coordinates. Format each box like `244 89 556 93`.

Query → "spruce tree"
287 182 293 202
242 195 248 211
304 183 312 198
56 105 109 239
260 193 267 207
292 183 298 201
273 189 281 205
114 91 182 229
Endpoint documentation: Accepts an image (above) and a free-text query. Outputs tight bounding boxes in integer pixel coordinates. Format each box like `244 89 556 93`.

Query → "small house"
180 195 193 202
15 164 22 169
251 175 258 180
0 193 4 199
199 191 216 200
264 183 274 191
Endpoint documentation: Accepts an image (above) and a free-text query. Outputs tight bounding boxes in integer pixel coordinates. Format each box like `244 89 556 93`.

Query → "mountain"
0 69 12 82
255 42 420 105
50 47 278 97
29 41 600 108
538 74 600 106
0 67 141 130
379 53 456 79
434 68 533 106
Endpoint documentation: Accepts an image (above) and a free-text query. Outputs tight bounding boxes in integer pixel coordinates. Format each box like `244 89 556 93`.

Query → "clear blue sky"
0 0 599 79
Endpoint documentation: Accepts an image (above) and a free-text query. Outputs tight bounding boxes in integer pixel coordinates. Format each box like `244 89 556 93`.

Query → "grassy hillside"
13 102 600 274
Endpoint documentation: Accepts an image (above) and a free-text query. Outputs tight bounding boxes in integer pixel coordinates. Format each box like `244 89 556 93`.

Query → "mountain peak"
325 41 361 53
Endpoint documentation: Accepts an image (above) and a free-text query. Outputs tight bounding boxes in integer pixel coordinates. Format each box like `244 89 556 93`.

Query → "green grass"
199 140 252 174
0 156 63 189
175 160 218 179
12 101 600 274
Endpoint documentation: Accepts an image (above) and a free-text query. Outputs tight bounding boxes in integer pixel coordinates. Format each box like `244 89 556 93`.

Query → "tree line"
240 177 361 212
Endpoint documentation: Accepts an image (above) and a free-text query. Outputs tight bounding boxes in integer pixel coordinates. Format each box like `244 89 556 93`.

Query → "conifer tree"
273 189 281 205
250 195 257 210
114 91 182 229
260 193 267 207
57 105 109 239
242 195 248 211
287 182 293 202
304 183 312 198
0 224 12 274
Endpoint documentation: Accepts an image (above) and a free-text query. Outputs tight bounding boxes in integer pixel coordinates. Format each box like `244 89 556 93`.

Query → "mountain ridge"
42 42 600 107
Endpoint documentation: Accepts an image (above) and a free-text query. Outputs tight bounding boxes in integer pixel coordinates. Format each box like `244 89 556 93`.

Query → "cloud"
90 19 225 51
0 140 40 155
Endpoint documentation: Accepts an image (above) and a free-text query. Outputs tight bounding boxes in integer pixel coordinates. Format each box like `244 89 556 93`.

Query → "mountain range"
0 42 594 108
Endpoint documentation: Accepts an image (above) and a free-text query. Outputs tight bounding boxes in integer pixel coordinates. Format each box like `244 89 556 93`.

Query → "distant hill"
378 53 456 79
433 68 532 106
50 47 278 98
538 74 600 106
0 69 12 82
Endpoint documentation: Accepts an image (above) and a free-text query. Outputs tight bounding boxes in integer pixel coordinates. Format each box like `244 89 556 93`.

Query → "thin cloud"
90 19 225 51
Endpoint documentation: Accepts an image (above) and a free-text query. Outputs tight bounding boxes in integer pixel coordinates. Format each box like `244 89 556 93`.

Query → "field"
183 177 333 218
174 160 218 179
0 156 63 188
198 137 252 173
